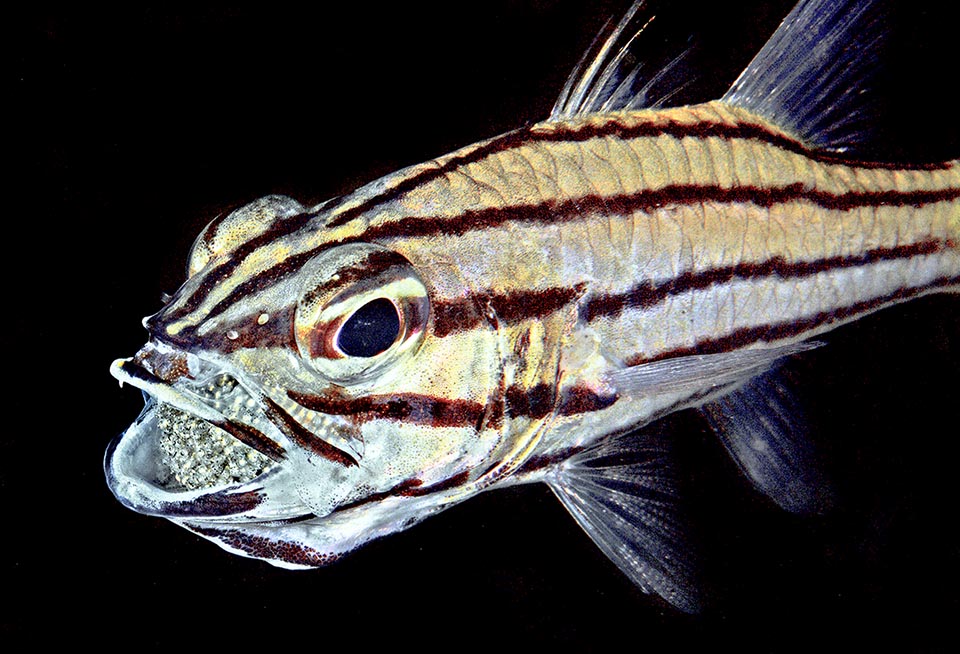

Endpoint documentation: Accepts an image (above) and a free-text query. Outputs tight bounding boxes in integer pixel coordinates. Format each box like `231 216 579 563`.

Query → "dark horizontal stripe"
170 177 957 333
408 469 472 495
261 396 358 467
333 471 472 514
626 273 960 367
289 382 616 432
288 390 487 428
165 210 321 322
186 524 340 567
433 284 585 338
212 420 286 463
355 183 959 243
584 239 945 321
152 489 265 518
505 383 617 419
333 478 424 513
325 115 952 231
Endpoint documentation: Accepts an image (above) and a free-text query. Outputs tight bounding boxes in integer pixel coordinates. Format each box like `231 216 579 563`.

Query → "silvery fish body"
105 0 959 610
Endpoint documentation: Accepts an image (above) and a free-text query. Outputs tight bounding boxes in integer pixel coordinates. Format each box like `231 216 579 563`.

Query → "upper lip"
111 357 233 426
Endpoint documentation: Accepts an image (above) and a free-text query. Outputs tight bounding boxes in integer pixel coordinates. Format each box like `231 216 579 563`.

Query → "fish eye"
294 243 430 384
336 298 401 358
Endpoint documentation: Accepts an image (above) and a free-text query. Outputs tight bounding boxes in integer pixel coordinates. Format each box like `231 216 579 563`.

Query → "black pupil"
336 298 401 358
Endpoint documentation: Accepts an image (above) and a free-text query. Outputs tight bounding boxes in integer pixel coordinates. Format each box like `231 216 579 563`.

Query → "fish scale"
105 0 958 612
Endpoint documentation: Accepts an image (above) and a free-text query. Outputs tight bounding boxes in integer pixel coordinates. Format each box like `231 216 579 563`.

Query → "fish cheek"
291 444 365 517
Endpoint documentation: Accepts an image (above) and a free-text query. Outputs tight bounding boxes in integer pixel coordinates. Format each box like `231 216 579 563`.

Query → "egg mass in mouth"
156 402 274 491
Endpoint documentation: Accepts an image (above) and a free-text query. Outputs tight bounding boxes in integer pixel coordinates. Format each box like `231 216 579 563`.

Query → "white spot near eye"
257 313 270 325
226 330 239 340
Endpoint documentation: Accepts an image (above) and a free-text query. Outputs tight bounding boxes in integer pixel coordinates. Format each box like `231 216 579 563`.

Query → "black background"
10 1 959 649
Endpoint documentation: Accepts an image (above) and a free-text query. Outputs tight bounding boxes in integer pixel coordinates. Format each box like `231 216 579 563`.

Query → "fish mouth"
105 343 298 520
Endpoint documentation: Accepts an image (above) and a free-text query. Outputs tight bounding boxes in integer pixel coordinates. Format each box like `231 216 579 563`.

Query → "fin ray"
700 368 833 514
722 0 888 154
549 425 700 612
551 1 705 119
605 342 818 399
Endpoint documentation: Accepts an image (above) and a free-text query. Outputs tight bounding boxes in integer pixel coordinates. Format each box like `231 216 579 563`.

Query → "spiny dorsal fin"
551 1 703 120
721 0 888 154
548 424 700 612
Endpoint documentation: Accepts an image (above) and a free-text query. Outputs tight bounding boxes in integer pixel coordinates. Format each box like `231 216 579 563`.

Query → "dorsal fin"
721 0 888 155
550 1 704 120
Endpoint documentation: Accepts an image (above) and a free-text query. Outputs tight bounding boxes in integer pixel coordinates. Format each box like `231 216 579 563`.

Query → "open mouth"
107 346 287 500
106 340 367 525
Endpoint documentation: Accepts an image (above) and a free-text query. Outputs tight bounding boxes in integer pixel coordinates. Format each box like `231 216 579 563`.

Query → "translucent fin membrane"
549 425 700 612
722 0 888 154
552 1 705 119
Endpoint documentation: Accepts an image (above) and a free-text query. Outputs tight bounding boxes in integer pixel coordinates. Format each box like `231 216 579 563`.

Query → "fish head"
105 195 561 566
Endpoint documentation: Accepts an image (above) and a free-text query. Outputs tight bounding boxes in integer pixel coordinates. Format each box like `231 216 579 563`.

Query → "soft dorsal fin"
548 424 700 612
721 0 888 154
551 1 705 120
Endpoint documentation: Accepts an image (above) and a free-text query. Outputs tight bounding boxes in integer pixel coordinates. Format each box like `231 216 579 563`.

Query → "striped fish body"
105 0 958 610
309 100 959 465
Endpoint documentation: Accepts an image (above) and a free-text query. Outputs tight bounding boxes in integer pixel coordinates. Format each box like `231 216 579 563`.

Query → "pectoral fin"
605 342 818 399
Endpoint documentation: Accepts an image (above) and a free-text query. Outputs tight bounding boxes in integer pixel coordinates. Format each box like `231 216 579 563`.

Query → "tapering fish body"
106 0 958 610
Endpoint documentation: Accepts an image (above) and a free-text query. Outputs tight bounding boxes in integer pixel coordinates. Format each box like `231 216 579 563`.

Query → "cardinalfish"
106 0 958 611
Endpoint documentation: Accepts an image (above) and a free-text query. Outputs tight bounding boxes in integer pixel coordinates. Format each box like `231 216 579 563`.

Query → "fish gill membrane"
105 0 959 613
